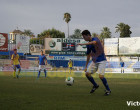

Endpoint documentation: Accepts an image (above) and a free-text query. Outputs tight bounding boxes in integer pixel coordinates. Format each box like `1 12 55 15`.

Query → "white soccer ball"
65 77 74 86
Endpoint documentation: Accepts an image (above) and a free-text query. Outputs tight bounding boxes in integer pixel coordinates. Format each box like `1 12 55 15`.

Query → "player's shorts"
39 65 46 70
70 67 72 70
13 64 21 69
87 60 106 75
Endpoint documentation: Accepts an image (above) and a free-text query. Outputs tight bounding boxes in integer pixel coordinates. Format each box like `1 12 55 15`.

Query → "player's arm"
18 58 21 65
45 58 47 65
78 40 102 58
85 46 91 71
119 62 121 67
85 54 90 70
11 60 13 65
37 57 39 65
17 55 21 65
77 41 97 46
11 55 14 65
92 41 103 59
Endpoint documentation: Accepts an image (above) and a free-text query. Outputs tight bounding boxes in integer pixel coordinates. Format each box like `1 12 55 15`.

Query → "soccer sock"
86 75 98 87
38 71 41 78
13 71 16 77
44 69 47 77
101 77 110 91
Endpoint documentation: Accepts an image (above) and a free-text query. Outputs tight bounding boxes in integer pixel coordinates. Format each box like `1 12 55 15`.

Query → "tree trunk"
67 23 69 38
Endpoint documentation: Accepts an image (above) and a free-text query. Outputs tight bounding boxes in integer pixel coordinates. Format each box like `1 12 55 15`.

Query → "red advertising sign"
0 33 8 52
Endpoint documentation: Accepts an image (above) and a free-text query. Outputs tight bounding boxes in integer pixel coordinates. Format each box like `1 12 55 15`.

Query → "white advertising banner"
30 44 44 53
45 38 61 51
76 39 87 51
16 35 30 53
104 38 118 55
119 37 140 55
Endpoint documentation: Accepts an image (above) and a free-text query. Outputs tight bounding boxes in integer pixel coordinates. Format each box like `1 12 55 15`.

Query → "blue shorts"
70 67 72 70
13 64 21 69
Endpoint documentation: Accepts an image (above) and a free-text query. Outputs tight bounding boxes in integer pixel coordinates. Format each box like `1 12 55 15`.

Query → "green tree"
115 22 132 37
22 29 34 38
38 28 65 38
92 32 104 45
30 38 44 45
100 27 111 40
63 13 71 38
69 29 82 38
92 33 99 37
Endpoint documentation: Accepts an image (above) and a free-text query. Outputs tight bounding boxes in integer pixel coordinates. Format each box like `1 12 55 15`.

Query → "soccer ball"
65 77 74 86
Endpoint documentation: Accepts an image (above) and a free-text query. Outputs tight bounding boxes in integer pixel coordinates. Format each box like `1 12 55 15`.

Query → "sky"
0 0 140 38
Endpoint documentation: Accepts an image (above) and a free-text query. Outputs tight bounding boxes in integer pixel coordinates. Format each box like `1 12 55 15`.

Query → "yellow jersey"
68 61 72 67
11 54 20 65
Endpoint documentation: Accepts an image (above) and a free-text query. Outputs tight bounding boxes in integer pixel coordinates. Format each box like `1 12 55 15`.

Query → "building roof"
11 29 23 34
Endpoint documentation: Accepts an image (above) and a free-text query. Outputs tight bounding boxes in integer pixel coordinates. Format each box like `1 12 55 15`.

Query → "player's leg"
70 67 71 74
13 65 16 78
86 62 99 93
98 61 111 95
99 74 111 95
38 70 41 78
37 65 41 78
123 67 124 73
17 65 21 78
44 69 47 77
43 65 47 78
70 67 72 74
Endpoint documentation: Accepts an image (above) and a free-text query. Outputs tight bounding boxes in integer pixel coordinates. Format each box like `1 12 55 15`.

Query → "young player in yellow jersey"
11 49 21 78
68 59 73 74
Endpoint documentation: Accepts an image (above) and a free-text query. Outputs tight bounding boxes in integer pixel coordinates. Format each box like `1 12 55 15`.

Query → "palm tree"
63 13 71 38
100 27 111 40
115 23 125 37
92 33 99 37
100 27 111 46
124 24 132 37
115 22 132 37
22 29 34 38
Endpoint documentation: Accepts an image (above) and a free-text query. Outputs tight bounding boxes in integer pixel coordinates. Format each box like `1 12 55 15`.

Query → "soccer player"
68 59 73 74
77 30 111 95
120 60 125 73
11 49 21 78
37 50 47 78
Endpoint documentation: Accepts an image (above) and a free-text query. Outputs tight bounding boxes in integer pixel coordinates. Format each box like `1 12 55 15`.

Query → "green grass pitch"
0 73 140 110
